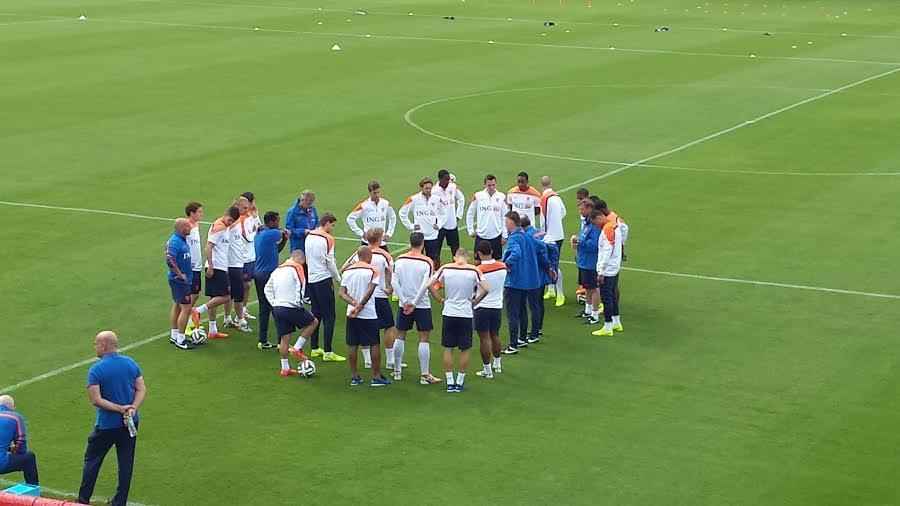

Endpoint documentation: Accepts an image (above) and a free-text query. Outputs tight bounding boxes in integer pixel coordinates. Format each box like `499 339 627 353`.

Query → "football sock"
492 357 501 369
293 336 307 351
394 340 405 370
584 303 591 315
612 315 621 325
591 310 599 319
385 345 394 367
603 322 612 331
555 276 564 294
209 321 218 334
175 332 186 345
456 372 466 386
483 363 492 375
170 329 177 340
280 359 290 371
445 372 455 385
196 304 208 315
361 347 372 365
418 342 430 375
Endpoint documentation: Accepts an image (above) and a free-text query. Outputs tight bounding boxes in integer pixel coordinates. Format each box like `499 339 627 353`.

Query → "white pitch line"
0 478 152 506
558 260 900 300
0 17 69 27
558 65 900 191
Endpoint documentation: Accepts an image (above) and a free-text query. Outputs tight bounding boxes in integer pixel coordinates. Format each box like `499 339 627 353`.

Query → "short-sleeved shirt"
345 248 393 299
166 233 192 283
228 222 245 268
340 262 379 319
393 253 434 309
207 219 232 272
87 353 142 430
506 186 541 225
475 261 507 309
435 264 483 318
254 227 283 274
187 223 203 271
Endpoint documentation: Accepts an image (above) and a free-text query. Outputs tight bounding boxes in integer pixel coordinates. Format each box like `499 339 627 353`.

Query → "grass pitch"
2 0 899 504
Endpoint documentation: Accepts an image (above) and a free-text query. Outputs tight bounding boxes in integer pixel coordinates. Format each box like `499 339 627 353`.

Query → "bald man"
166 218 197 350
79 331 146 506
0 395 39 486
339 247 391 387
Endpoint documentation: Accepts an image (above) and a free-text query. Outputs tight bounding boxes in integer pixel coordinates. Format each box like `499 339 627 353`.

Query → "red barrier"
0 493 79 506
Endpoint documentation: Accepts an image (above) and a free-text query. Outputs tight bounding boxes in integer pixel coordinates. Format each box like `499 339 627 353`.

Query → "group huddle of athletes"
164 170 628 392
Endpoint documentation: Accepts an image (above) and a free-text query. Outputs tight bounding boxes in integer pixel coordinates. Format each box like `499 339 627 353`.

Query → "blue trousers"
78 426 136 506
1 451 39 485
505 288 527 348
600 274 620 322
254 271 273 344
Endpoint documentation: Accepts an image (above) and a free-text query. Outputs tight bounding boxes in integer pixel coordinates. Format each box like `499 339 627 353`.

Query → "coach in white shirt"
434 169 465 259
465 174 507 261
399 177 443 266
540 176 567 302
347 180 397 250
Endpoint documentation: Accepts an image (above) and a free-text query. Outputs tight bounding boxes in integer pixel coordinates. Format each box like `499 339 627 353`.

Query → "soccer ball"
298 360 317 377
190 328 208 345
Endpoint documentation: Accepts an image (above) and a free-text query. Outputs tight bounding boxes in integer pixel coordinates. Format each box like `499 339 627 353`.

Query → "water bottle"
124 413 138 438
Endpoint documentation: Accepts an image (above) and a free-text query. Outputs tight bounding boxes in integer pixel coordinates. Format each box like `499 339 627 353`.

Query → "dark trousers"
437 228 460 257
505 288 527 348
308 279 336 352
78 426 136 506
1 451 39 485
475 235 503 260
529 287 544 336
424 238 441 267
600 274 620 322
254 271 273 344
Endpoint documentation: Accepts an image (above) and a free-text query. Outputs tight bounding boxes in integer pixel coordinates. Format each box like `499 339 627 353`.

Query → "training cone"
331 44 342 51
79 15 87 20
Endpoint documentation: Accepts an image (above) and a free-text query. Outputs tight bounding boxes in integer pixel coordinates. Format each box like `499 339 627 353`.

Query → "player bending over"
265 251 320 376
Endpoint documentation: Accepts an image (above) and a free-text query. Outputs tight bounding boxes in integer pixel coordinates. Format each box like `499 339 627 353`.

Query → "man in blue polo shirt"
0 395 38 486
573 201 602 325
285 190 318 252
166 218 195 350
501 211 541 355
78 331 146 506
520 216 554 344
254 211 290 350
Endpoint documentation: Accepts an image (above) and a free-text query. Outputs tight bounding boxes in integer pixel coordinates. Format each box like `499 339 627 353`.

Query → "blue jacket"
0 405 28 470
502 228 542 290
524 226 553 286
576 220 600 270
285 201 318 252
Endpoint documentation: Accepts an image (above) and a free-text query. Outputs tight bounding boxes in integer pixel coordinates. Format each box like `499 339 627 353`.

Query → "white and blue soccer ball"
190 328 208 345
298 360 317 377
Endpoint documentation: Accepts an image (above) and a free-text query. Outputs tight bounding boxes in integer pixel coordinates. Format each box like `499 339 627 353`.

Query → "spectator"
78 331 146 506
0 395 38 486
285 190 318 252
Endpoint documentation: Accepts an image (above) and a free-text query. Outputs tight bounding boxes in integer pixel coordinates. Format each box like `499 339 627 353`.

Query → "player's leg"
455 317 473 391
169 302 179 343
441 316 458 391
592 278 615 336
474 308 493 378
308 280 323 354
442 347 455 392
503 288 522 354
321 286 342 361
416 309 440 384
253 271 273 349
446 228 460 257
241 263 255 320
392 331 406 381
517 290 529 348
609 274 622 331
346 318 362 385
361 346 372 369
176 303 192 344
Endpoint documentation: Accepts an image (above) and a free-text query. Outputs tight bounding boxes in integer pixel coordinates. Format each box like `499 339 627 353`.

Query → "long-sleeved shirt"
346 197 396 243
524 226 552 286
0 405 28 470
433 182 465 230
285 201 318 252
596 222 624 276
399 192 442 241
466 190 508 240
576 220 600 270
502 228 542 290
264 260 307 308
305 229 341 284
540 189 567 243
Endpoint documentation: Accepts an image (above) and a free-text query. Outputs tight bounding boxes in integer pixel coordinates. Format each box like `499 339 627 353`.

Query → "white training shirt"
541 190 567 243
239 213 260 263
206 218 232 272
423 264 484 318
507 186 542 227
466 190 508 240
392 252 434 309
341 263 379 319
305 230 341 284
346 197 397 243
344 247 393 299
596 224 624 276
399 192 442 241
187 223 203 271
433 182 465 230
475 260 507 310
264 261 307 309
227 222 245 268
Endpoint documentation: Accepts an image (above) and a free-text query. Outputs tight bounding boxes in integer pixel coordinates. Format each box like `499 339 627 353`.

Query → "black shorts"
205 269 230 297
578 268 598 289
169 279 192 305
474 307 502 334
396 307 433 332
424 238 441 265
374 298 395 330
242 262 256 281
228 267 245 302
441 316 473 350
475 235 503 260
272 306 316 337
191 271 202 295
346 317 380 346
438 228 460 254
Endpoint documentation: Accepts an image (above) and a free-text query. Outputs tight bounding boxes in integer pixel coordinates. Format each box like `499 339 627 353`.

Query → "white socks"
385 345 394 367
393 339 405 370
591 310 599 319
584 302 591 315
171 330 185 344
170 329 177 340
555 275 563 295
293 336 306 351
612 315 621 325
445 372 455 385
492 357 501 369
196 304 208 315
456 372 466 386
280 359 290 371
603 321 612 331
482 363 492 375
418 342 430 375
362 347 372 365
209 320 218 334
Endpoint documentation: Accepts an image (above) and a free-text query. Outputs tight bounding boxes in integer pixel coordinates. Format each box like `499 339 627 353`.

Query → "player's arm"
327 249 342 282
399 199 415 231
340 253 357 272
131 376 146 414
276 230 289 253
346 208 364 238
338 286 357 307
264 275 276 304
166 244 186 281
472 278 490 307
413 272 438 306
385 205 397 239
465 199 477 237
454 188 465 220
596 235 612 281
383 263 394 295
87 384 130 414
205 241 215 276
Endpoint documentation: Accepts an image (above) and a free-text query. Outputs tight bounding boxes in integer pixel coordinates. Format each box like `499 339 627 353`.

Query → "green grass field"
2 0 899 504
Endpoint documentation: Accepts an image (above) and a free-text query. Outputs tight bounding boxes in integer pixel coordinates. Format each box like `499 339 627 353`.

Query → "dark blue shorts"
474 307 502 334
169 279 192 305
191 271 202 295
346 317 379 347
272 306 317 337
578 268 598 289
242 262 256 281
228 267 245 302
374 298 395 330
441 316 473 350
205 269 230 297
396 307 433 332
